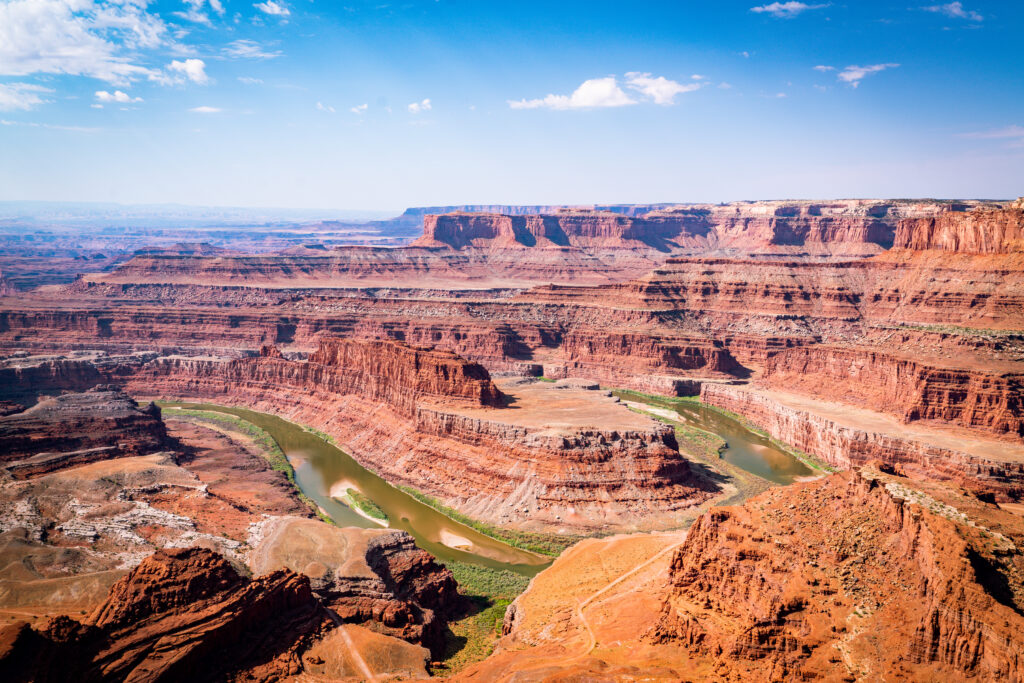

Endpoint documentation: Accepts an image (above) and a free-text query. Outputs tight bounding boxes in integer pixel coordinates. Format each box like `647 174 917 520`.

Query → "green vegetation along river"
161 403 553 576
161 392 814 577
614 391 816 484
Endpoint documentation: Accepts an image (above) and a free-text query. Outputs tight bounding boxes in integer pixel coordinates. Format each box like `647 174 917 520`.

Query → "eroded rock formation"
0 388 169 477
653 469 1024 680
0 547 330 682
457 468 1024 681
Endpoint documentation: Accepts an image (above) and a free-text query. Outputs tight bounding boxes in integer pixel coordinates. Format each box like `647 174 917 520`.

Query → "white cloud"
0 0 166 85
509 77 635 110
95 89 141 103
316 101 335 113
223 39 282 59
837 63 899 87
813 65 835 71
0 82 52 111
189 105 220 113
166 58 209 85
174 0 226 26
922 2 982 21
750 2 830 18
237 76 263 84
691 74 706 80
625 72 701 105
407 98 432 113
351 103 368 114
254 1 290 16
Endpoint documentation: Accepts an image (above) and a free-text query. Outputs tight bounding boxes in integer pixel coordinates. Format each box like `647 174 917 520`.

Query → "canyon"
0 197 1021 679
457 465 1024 681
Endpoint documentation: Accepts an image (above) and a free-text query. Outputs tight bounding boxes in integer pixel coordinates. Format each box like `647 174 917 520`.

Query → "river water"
163 394 811 575
162 403 553 576
616 393 814 484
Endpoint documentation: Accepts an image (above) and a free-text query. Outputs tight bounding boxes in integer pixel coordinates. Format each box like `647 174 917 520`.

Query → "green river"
162 395 812 576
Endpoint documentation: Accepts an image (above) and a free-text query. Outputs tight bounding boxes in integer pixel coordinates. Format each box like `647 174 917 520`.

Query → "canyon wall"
0 388 169 477
119 353 712 531
413 211 711 250
0 341 714 532
895 206 1024 253
653 469 1024 680
308 338 506 411
701 383 1024 498
763 345 1024 437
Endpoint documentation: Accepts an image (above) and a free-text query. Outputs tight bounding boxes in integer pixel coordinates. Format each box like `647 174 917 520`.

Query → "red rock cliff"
309 337 505 409
653 470 1024 680
0 547 328 682
763 345 1024 438
895 206 1024 253
413 211 711 250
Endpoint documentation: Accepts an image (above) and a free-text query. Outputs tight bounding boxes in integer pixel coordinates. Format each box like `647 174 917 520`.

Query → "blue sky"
0 0 1021 210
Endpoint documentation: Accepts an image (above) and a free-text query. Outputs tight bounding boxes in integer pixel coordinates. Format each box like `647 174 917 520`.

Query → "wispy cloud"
509 77 635 110
837 63 899 87
316 101 335 113
189 105 221 113
408 98 432 113
750 2 830 19
95 90 142 104
0 83 53 111
961 125 1024 147
174 0 226 26
223 40 283 60
254 1 290 17
1 118 98 132
813 65 835 72
625 72 702 105
351 103 368 114
922 2 983 21
237 76 263 85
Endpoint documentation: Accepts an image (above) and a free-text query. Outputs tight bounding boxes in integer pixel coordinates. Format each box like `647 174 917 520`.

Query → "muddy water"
618 394 815 485
161 403 551 576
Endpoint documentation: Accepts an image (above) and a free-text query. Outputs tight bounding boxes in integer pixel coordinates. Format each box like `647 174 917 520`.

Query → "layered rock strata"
112 342 714 531
762 345 1024 437
895 205 1024 253
0 547 331 682
0 388 169 477
458 468 1024 680
701 383 1024 499
653 469 1024 680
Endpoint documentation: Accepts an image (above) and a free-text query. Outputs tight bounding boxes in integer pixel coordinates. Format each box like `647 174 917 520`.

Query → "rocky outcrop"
114 352 713 531
249 517 462 657
0 547 330 682
0 341 713 532
895 206 1024 253
308 337 505 410
653 470 1024 680
413 211 711 250
763 345 1024 437
701 383 1024 499
0 388 169 477
415 200 957 255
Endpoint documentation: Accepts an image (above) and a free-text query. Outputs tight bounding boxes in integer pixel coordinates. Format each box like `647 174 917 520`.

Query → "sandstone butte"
0 197 1022 680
